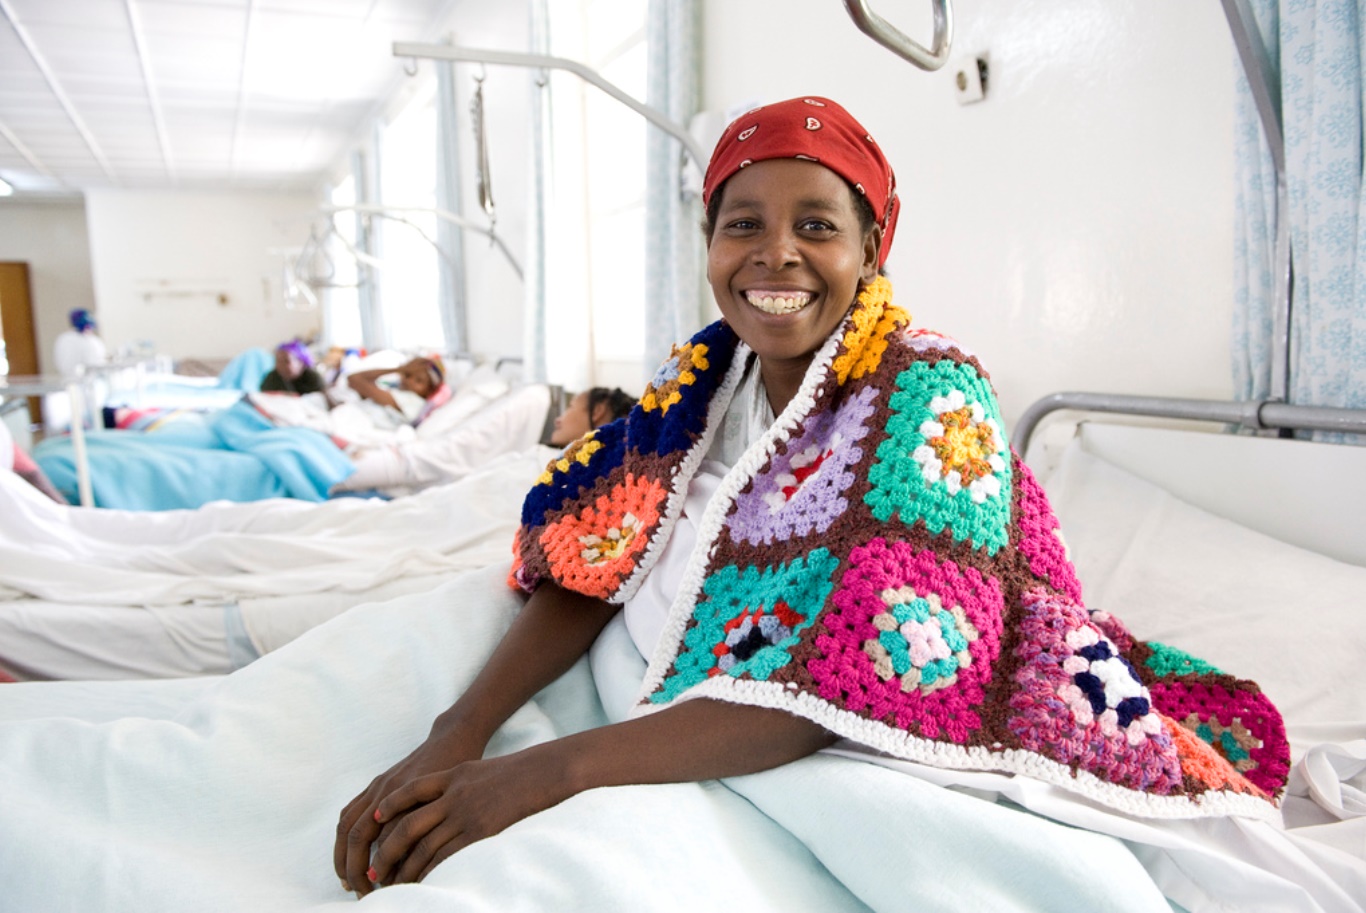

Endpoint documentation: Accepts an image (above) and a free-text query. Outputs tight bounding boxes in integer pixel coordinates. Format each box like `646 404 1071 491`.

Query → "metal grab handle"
843 0 953 71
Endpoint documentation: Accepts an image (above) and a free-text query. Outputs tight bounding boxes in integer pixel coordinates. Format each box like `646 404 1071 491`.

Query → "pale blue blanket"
34 398 354 509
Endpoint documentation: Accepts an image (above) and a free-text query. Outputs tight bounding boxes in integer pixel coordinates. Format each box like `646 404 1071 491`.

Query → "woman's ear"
861 225 883 283
590 401 613 429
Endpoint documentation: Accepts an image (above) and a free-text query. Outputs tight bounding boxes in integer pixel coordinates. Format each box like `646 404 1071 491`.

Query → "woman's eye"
725 218 759 231
798 219 835 232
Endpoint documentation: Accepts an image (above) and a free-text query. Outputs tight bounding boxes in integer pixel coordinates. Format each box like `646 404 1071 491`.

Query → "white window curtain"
376 91 446 353
528 0 648 393
643 0 702 376
1234 0 1366 442
324 174 364 349
352 145 384 351
524 0 553 384
436 59 469 355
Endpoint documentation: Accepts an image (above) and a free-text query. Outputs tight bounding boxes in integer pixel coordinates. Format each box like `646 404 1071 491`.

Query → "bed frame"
1013 392 1366 457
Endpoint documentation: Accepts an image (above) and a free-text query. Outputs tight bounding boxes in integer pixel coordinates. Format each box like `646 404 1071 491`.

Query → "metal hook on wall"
403 57 419 77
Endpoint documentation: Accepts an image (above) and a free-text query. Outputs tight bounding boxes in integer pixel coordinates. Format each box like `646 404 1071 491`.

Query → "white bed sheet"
1 423 1362 910
0 566 1182 913
0 446 554 680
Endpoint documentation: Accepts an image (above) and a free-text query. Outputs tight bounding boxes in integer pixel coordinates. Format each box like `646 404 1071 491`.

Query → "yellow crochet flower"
537 433 603 486
832 276 910 384
641 341 710 415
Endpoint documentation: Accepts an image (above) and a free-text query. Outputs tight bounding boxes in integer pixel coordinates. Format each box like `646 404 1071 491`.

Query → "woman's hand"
332 581 620 896
333 717 487 896
365 745 574 889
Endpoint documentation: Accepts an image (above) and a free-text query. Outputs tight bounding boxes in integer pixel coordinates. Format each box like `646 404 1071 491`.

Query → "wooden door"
0 261 42 426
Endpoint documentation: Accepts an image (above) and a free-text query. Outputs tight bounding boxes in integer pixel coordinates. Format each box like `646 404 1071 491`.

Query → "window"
324 174 363 349
546 0 648 386
376 87 444 352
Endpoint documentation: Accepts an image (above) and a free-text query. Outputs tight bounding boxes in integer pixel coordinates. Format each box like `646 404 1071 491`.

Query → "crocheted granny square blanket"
513 277 1289 820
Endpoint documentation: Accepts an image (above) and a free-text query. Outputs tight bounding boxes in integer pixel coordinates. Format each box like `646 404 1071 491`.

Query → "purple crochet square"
727 386 879 546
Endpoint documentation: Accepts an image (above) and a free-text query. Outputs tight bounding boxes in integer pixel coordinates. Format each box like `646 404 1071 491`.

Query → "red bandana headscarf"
702 96 899 269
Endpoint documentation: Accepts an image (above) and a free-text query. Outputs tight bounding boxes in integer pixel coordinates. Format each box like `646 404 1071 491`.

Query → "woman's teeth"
745 291 812 315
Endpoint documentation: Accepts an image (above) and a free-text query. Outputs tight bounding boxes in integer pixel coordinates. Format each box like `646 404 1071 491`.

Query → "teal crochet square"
651 548 841 703
864 360 1012 555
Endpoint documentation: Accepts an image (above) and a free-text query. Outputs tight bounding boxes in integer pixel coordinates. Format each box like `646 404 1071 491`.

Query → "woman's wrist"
428 702 497 755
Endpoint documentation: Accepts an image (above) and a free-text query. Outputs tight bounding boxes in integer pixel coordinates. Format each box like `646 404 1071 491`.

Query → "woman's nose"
751 229 800 269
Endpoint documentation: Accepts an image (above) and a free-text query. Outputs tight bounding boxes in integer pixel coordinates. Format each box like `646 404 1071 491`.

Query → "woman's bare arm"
346 368 399 409
334 581 619 893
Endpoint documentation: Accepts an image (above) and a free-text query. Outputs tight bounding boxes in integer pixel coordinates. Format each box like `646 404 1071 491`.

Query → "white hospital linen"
0 447 553 679
339 383 552 497
0 447 551 608
0 565 1175 913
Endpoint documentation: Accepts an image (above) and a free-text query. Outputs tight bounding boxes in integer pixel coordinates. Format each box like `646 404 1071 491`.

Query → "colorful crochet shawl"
513 277 1289 820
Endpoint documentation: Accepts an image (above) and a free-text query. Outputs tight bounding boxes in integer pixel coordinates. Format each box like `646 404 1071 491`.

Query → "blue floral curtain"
643 0 703 376
1234 0 1366 441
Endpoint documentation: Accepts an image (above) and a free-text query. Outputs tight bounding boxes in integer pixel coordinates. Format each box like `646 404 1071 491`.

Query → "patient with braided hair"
547 387 635 446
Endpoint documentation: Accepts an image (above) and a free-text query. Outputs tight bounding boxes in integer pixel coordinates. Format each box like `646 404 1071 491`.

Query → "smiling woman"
334 96 1290 900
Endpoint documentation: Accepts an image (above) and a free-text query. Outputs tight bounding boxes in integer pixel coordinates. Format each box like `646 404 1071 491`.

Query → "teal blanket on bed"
34 398 354 510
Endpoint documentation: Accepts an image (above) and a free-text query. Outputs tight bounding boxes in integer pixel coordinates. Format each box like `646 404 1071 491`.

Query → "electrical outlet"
953 57 987 105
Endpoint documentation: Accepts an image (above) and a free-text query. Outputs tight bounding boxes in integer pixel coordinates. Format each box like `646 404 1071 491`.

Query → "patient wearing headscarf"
260 339 327 396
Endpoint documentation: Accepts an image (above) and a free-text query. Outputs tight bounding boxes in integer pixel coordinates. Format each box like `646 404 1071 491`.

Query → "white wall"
701 0 1238 425
0 200 97 373
84 189 323 360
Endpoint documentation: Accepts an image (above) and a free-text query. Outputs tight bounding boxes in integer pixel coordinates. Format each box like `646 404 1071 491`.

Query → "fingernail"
373 808 382 822
367 865 378 884
340 879 350 893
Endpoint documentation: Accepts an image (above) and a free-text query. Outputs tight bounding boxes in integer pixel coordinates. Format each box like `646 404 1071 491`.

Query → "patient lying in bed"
0 419 64 504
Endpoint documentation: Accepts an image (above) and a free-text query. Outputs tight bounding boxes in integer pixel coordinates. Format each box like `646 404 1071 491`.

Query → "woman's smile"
744 289 814 316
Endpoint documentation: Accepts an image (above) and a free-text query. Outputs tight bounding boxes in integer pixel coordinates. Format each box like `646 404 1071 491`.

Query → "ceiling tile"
6 0 131 30
0 0 471 195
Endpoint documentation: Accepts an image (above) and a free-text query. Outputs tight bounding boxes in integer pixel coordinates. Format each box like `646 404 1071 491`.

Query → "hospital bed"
30 354 558 509
0 443 556 681
0 397 1361 911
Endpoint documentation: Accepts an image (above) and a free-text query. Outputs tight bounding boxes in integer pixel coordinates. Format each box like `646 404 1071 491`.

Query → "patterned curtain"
643 0 703 377
1234 0 1366 441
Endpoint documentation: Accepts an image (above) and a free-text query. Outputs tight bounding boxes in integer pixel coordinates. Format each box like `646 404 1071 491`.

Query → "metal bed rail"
1012 391 1366 456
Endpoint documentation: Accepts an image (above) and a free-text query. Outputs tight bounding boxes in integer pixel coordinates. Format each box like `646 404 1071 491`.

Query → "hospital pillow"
1042 439 1366 760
